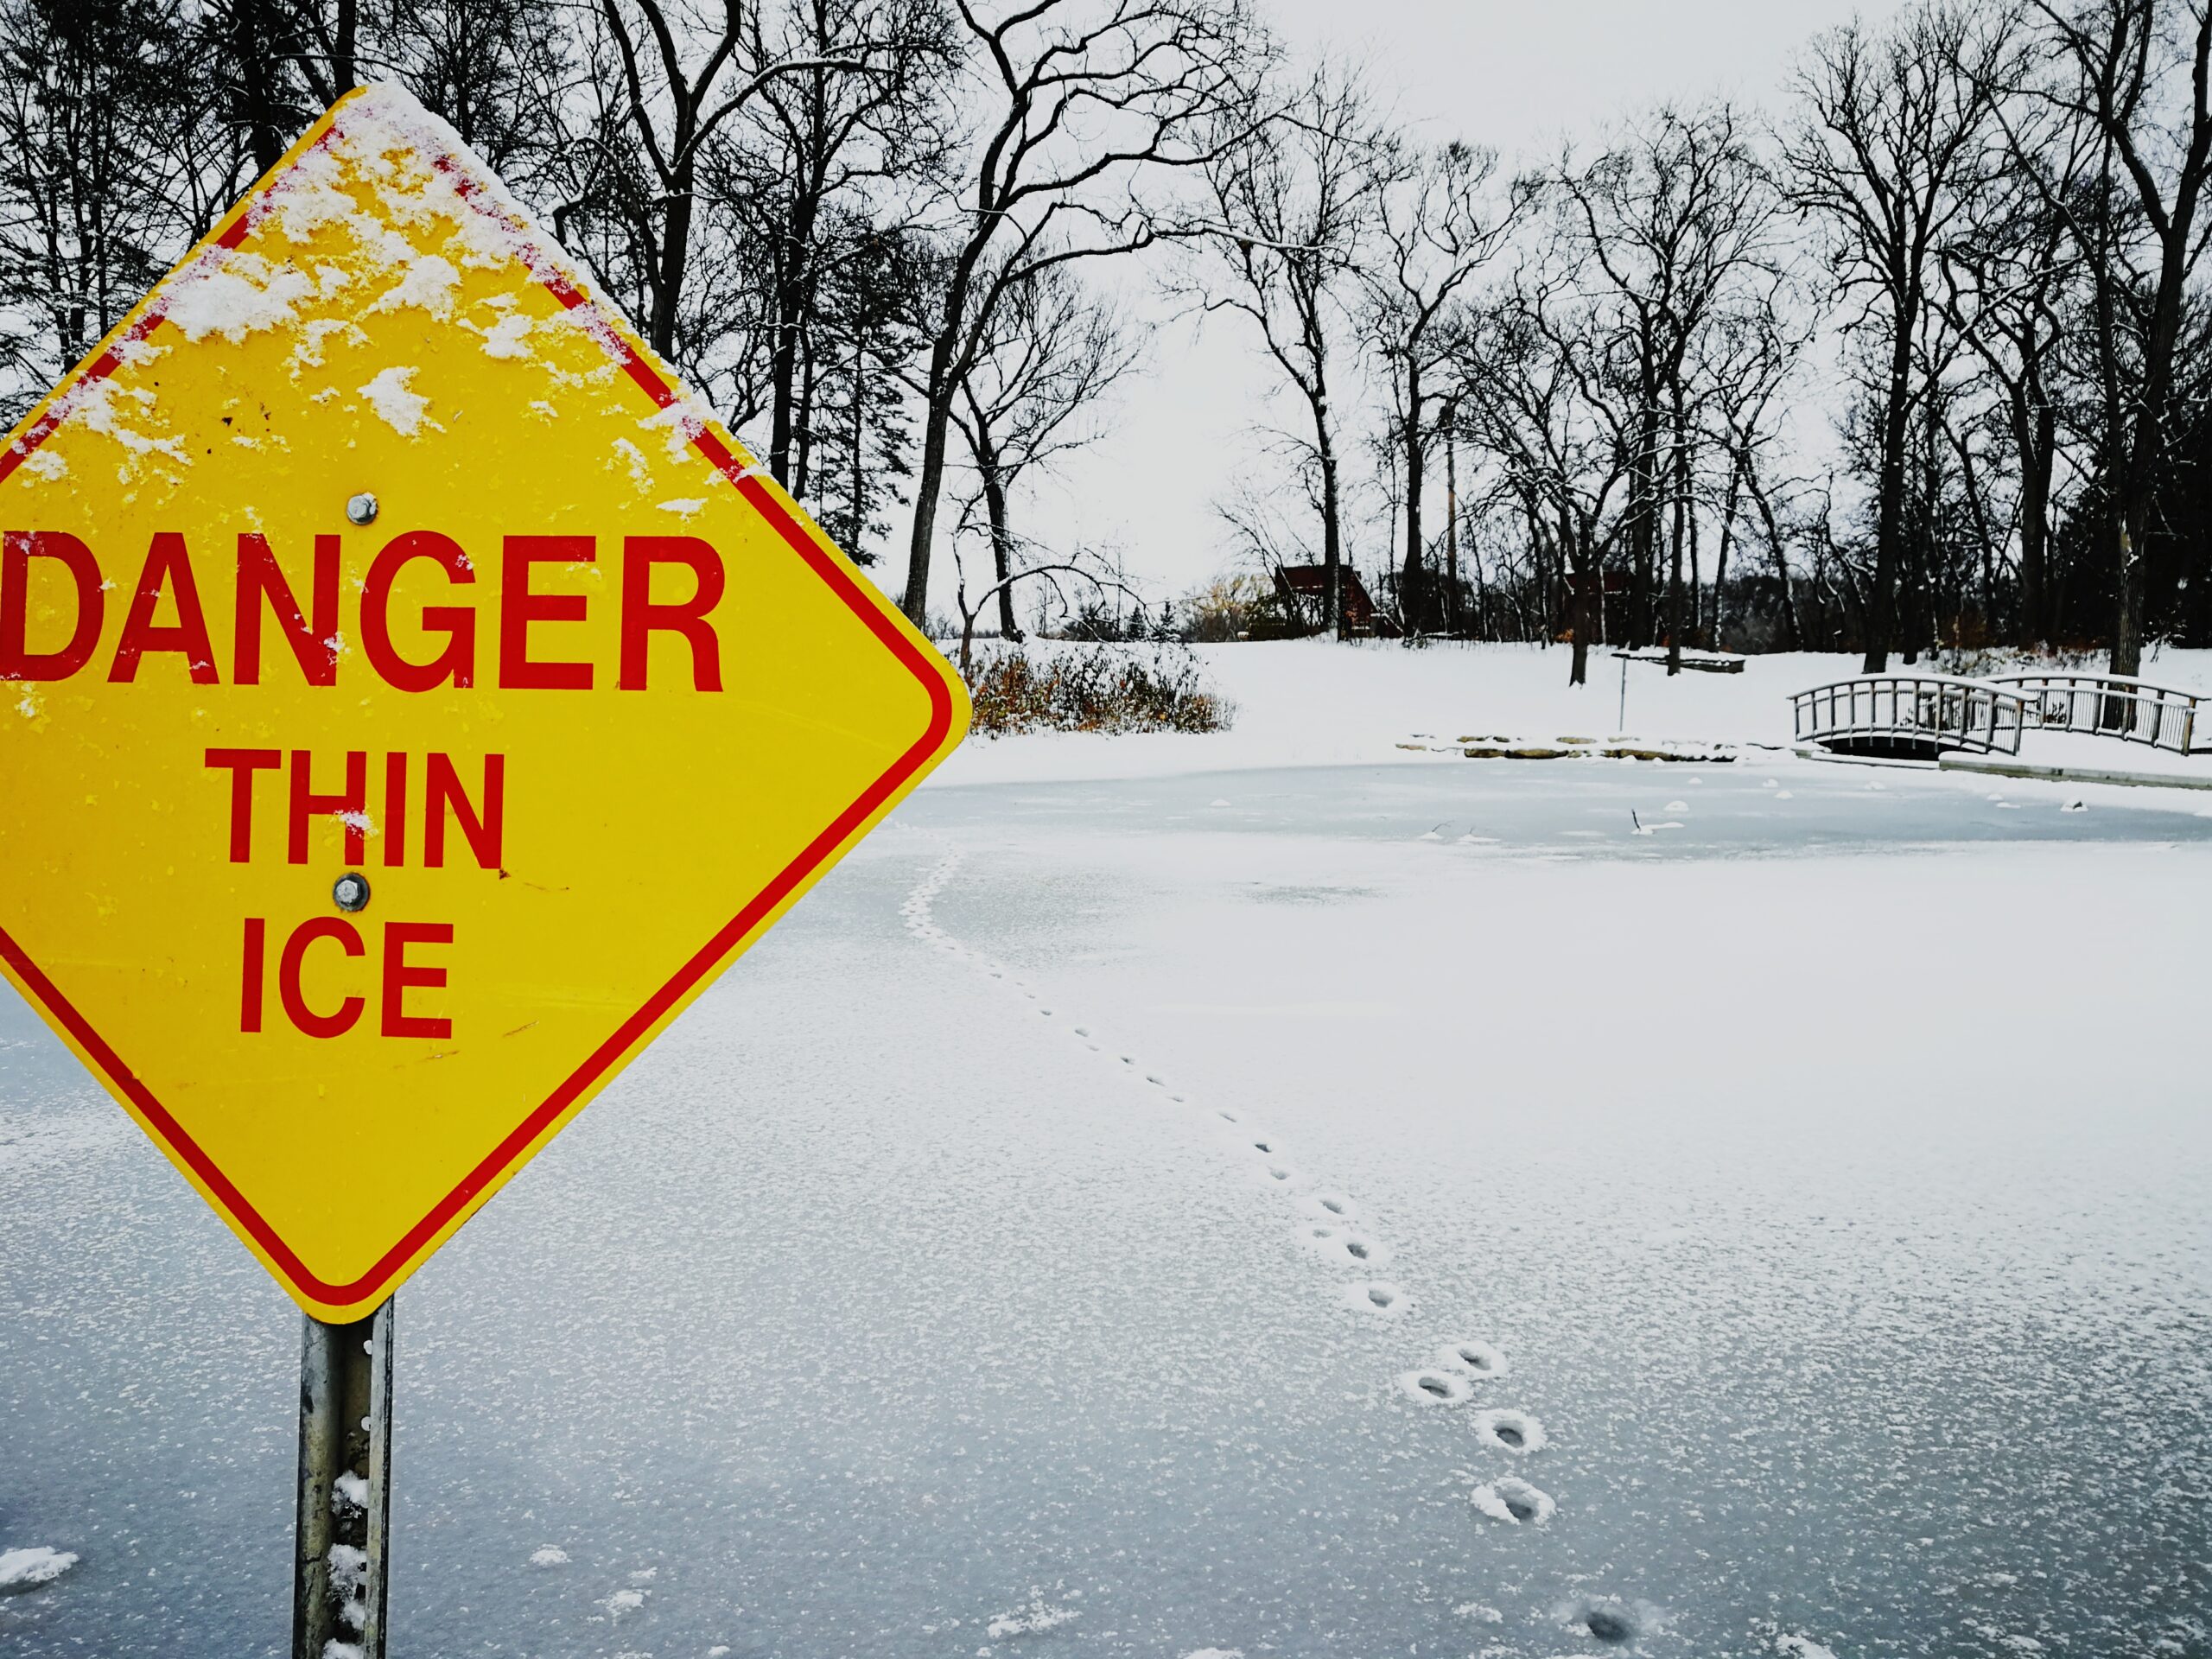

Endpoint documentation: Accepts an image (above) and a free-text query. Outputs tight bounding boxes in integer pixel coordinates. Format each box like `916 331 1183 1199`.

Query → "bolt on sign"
0 86 969 1322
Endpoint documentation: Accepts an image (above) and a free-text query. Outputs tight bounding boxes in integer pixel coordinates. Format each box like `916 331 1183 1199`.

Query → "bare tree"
1783 3 2006 671
1705 303 1811 649
0 0 237 418
365 0 574 186
1361 137 1513 635
895 0 1263 625
1185 57 1383 634
591 0 909 364
951 257 1140 638
1458 257 1639 685
1934 155 2078 646
948 538 1138 670
1557 103 1781 670
742 0 955 487
2023 0 2212 675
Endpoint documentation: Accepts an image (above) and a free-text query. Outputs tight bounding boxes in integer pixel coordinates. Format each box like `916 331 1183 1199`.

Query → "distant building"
1273 564 1384 635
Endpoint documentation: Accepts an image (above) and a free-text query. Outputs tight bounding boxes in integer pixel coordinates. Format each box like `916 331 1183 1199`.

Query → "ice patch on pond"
1471 1476 1554 1525
0 1546 79 1589
987 1593 1079 1637
603 1586 645 1619
1759 1626 1840 1659
1472 1407 1547 1452
1182 1649 1243 1658
528 1545 568 1567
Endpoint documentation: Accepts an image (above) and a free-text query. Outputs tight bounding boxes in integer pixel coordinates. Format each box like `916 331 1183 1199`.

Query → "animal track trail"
899 832 1566 1526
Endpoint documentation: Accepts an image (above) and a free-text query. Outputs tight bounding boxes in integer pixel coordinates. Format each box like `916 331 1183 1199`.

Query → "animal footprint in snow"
1398 1368 1473 1406
1303 1192 1359 1223
1560 1597 1651 1646
1471 1476 1554 1525
1471 1407 1547 1452
1303 1224 1389 1267
1341 1280 1408 1316
1440 1339 1508 1378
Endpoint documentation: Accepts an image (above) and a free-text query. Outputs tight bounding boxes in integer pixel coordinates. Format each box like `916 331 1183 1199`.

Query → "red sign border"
0 95 957 1312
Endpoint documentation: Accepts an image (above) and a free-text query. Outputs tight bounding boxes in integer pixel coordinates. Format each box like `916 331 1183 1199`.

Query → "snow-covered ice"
3 645 2209 1656
0 1548 78 1589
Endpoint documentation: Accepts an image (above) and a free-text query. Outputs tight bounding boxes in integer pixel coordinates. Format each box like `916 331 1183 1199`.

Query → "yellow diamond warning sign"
0 86 969 1321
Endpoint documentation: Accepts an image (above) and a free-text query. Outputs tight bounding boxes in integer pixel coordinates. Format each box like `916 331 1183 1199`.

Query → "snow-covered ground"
938 639 2212 787
3 645 2209 1658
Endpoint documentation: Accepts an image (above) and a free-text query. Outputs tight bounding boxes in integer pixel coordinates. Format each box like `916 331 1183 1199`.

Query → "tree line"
5 0 2211 678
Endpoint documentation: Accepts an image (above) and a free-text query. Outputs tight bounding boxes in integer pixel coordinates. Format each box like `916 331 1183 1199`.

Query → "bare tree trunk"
1444 423 1462 635
1752 475 1800 651
902 317 962 623
977 435 1021 641
1400 359 1426 634
848 339 868 554
1865 301 1915 672
230 0 288 173
1712 454 1742 652
1314 391 1344 636
333 0 357 94
769 182 823 484
1665 404 1688 675
2012 384 2052 645
650 156 695 359
1688 469 1703 645
1565 505 1592 685
791 334 819 501
1629 398 1662 648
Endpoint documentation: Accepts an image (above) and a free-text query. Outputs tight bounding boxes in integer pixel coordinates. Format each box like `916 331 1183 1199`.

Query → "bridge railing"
1790 676 2028 755
1986 672 2202 754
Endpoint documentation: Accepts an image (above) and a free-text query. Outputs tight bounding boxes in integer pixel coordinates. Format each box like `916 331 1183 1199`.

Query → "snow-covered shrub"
963 642 1234 736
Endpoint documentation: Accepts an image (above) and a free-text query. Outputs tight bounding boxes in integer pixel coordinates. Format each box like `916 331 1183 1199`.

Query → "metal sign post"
293 1300 394 1659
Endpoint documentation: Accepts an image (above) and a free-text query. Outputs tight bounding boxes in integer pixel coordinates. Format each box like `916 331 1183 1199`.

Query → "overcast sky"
903 0 1911 620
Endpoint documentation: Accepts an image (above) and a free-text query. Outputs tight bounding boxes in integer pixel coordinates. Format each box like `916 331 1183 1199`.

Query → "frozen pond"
3 757 2208 1657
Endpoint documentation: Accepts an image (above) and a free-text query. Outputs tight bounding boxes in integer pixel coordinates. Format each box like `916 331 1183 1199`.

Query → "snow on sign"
0 86 969 1322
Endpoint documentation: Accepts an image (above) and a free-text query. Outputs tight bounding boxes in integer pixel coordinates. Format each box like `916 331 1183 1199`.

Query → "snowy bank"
928 640 2212 785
